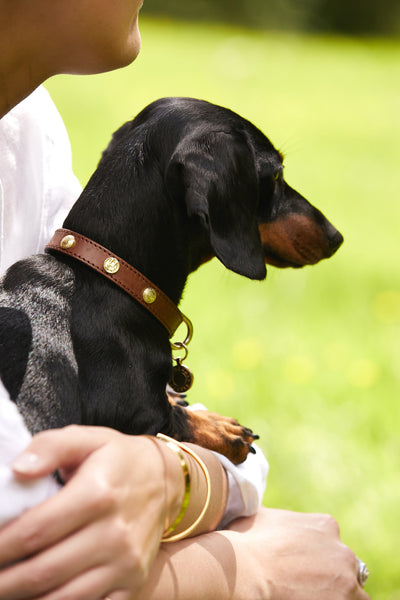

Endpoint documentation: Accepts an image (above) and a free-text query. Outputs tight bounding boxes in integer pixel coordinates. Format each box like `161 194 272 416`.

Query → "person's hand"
136 507 371 600
0 425 184 600
224 507 371 600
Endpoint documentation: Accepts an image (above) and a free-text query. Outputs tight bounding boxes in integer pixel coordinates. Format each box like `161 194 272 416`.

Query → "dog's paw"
166 386 189 407
184 409 259 464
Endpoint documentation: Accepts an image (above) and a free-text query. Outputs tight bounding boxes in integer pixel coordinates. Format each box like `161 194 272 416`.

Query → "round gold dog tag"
169 362 194 394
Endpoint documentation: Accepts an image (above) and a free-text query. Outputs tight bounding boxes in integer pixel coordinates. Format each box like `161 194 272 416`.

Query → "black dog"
0 97 343 463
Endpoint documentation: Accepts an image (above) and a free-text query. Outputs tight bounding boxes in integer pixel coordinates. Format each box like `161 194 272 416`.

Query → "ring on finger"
356 557 370 587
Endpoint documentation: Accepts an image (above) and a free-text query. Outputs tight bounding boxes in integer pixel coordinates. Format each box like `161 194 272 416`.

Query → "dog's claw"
176 407 260 464
242 427 259 441
175 398 189 407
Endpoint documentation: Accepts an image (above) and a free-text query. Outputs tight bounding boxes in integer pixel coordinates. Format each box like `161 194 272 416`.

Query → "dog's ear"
168 131 266 280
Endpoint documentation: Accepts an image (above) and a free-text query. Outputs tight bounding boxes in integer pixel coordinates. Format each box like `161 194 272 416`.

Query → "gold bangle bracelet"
156 434 191 538
157 434 212 543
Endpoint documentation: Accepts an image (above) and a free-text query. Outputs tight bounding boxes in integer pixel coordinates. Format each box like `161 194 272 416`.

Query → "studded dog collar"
45 228 192 340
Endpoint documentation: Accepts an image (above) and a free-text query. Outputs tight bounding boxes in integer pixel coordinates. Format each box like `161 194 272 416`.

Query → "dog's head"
162 98 343 280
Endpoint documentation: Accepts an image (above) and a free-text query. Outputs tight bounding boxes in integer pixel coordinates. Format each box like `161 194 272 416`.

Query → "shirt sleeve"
213 445 268 528
0 86 81 275
0 381 60 527
0 88 79 524
188 403 269 527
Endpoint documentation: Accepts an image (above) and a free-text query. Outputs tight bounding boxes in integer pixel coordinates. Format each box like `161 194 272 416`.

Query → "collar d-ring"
171 313 193 351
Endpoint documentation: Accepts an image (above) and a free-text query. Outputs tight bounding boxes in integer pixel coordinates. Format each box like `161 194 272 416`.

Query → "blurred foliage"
46 17 400 599
141 0 400 35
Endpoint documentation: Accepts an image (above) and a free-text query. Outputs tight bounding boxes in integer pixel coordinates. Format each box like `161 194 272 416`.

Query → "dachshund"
0 97 343 464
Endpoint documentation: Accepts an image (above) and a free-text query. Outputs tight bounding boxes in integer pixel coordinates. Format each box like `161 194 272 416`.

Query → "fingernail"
12 452 42 473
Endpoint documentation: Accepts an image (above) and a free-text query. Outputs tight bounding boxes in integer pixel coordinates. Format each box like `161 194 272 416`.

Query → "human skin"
0 0 144 117
0 427 227 600
0 4 232 598
137 508 371 600
0 430 370 600
0 2 371 598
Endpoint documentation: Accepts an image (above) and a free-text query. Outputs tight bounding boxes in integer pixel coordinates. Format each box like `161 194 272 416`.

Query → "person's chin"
68 20 142 75
117 23 142 68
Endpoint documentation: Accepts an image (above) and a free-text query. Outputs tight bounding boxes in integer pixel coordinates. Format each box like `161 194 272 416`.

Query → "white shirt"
0 87 268 526
0 86 81 273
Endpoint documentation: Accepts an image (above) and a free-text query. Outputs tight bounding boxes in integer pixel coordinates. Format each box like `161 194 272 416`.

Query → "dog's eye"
273 171 280 181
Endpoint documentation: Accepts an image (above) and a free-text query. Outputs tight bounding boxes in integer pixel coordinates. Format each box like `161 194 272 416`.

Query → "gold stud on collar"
60 234 76 249
143 287 157 304
103 257 120 274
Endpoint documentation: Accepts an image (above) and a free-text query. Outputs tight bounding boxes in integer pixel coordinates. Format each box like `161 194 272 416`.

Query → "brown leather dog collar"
45 228 187 338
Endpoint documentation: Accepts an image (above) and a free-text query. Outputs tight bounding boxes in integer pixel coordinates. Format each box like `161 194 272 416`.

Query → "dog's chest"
0 254 79 434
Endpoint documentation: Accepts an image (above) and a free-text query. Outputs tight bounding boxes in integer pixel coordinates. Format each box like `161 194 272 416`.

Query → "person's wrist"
157 438 228 541
146 436 186 533
156 435 191 538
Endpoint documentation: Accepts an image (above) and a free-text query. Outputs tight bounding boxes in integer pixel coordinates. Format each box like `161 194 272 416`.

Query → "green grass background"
46 19 400 599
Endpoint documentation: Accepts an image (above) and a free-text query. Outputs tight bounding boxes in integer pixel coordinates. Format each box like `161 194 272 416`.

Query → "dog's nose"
327 229 344 256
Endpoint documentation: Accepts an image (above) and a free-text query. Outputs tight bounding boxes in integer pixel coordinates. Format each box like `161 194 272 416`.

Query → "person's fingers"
30 566 130 600
0 461 118 567
355 582 372 600
0 524 100 599
12 425 120 480
353 554 372 600
311 512 341 537
103 592 129 600
0 432 137 567
0 511 143 599
226 508 371 600
0 433 167 599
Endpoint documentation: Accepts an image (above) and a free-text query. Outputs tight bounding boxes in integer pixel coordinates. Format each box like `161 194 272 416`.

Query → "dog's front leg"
166 393 259 465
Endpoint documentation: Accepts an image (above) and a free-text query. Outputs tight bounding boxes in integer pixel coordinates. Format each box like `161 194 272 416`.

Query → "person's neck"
0 66 45 119
0 8 51 118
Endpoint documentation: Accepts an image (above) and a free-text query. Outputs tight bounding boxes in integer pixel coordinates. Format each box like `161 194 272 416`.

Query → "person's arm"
0 426 227 600
0 428 370 600
137 507 371 600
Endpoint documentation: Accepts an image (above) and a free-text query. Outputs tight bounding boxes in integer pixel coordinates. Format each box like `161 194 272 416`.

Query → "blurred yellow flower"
348 359 381 388
283 355 316 385
232 338 264 370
